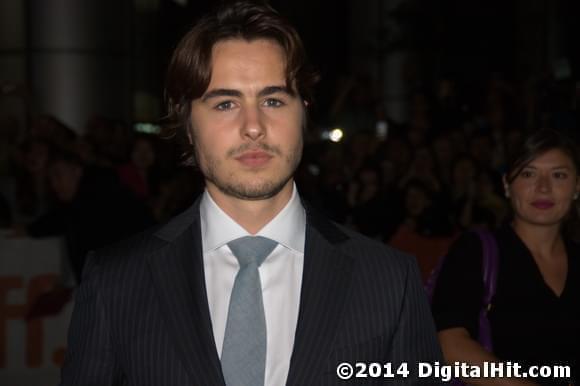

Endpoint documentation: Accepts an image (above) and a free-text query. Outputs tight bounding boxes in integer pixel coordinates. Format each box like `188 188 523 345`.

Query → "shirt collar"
200 183 306 254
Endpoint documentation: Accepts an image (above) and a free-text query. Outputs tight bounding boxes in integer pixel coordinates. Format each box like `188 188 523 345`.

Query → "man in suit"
60 1 443 385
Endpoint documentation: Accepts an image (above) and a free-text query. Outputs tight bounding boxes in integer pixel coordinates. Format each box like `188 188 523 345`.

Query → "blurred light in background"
307 164 320 176
375 120 388 139
329 128 344 142
134 122 161 134
321 127 344 142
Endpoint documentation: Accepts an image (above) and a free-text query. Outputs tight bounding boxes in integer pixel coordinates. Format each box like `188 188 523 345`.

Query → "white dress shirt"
200 184 305 386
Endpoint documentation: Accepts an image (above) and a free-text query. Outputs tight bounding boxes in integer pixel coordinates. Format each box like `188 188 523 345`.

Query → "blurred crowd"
298 74 580 278
0 74 578 283
0 115 204 282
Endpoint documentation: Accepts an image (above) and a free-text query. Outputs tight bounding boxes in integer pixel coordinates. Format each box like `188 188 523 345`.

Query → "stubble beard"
195 140 303 201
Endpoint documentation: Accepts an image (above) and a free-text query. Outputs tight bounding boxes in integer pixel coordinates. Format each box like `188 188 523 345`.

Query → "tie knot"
227 236 278 267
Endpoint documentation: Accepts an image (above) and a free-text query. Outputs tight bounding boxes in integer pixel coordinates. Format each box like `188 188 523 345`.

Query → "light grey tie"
221 236 278 386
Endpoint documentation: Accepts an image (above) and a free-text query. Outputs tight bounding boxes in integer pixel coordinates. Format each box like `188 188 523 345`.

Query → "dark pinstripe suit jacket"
59 198 443 385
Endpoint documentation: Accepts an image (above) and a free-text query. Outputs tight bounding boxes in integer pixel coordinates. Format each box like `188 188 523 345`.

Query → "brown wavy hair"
163 0 320 166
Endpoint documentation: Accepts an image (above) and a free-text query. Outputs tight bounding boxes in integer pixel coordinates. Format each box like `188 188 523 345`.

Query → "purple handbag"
474 229 499 352
426 229 499 355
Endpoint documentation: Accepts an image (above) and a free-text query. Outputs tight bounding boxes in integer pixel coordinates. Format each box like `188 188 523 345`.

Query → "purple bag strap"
475 229 499 307
474 229 499 352
426 229 499 385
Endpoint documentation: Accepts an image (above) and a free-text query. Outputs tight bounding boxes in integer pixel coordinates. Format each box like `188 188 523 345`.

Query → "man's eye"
263 98 284 107
215 101 234 111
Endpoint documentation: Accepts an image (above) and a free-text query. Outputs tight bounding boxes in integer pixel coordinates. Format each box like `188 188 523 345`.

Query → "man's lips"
531 200 555 209
234 151 273 167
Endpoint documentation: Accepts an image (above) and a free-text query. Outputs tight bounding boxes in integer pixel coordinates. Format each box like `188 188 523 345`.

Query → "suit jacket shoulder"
286 204 443 385
86 201 199 281
337 222 417 271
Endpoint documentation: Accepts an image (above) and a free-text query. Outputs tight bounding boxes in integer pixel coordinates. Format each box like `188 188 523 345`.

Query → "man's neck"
206 181 294 234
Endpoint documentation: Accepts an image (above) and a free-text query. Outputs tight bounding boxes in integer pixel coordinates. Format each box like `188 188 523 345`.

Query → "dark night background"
2 0 579 128
1 0 580 280
1 2 580 381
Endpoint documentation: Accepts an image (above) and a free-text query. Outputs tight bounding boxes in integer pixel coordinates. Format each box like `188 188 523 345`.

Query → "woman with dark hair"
116 133 159 203
389 179 456 281
447 154 507 230
432 129 579 386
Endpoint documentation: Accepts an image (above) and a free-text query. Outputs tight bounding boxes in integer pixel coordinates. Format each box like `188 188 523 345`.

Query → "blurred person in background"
504 128 526 166
406 90 433 148
329 73 378 138
342 132 375 179
447 154 506 230
152 168 202 223
475 169 510 229
347 160 387 238
432 129 580 385
1 116 81 224
29 114 77 150
117 133 160 204
382 135 414 184
83 116 133 167
398 146 442 194
296 143 350 224
7 139 54 222
12 150 154 283
432 78 464 131
431 132 456 189
469 132 499 171
0 115 21 177
389 179 456 281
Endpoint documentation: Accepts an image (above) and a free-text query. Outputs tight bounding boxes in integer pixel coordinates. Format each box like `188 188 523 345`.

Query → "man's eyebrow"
201 89 242 102
200 86 292 102
257 85 293 97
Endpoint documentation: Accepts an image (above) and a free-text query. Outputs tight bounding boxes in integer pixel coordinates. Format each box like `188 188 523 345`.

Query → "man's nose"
240 105 266 140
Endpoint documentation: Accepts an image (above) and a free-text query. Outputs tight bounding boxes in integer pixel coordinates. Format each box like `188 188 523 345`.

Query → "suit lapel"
145 198 353 386
146 201 225 386
286 206 353 386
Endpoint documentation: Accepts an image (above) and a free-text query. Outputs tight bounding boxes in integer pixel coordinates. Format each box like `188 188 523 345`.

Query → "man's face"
49 161 82 203
189 38 305 201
